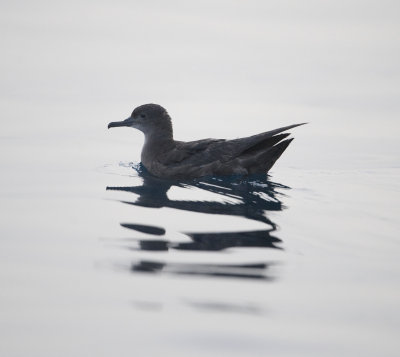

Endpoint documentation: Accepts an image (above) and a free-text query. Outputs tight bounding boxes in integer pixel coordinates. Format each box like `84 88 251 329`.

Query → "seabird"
108 104 305 179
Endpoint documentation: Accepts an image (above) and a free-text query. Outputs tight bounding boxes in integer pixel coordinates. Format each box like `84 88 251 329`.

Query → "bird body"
108 104 304 179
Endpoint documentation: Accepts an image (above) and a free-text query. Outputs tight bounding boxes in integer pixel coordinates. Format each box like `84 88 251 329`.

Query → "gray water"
1 1 400 356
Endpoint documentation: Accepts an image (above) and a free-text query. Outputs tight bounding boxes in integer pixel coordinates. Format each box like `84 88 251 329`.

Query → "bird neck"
144 131 174 148
141 124 175 162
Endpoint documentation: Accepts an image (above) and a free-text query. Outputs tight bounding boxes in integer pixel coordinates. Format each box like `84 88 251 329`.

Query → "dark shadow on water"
118 229 281 252
184 300 265 315
106 163 289 281
130 260 273 280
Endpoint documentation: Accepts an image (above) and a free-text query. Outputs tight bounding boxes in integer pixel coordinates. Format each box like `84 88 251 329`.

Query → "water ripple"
106 162 289 281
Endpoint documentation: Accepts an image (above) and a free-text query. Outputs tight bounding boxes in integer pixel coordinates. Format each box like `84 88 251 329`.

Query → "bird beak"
108 117 134 129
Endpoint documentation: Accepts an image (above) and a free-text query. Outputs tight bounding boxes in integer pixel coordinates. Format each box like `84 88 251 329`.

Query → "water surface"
1 1 400 356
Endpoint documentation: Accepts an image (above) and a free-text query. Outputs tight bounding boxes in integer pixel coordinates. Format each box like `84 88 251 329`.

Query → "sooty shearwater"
108 104 305 179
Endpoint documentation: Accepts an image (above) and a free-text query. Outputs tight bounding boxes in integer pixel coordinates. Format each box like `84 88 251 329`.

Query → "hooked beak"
108 117 134 129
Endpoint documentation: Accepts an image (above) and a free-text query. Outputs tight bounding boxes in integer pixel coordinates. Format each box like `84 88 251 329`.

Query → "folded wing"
161 123 305 170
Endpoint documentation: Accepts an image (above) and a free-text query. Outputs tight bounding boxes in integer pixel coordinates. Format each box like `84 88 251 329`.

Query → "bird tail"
243 137 294 174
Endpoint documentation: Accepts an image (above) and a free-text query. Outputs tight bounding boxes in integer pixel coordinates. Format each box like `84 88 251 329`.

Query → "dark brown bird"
108 104 305 179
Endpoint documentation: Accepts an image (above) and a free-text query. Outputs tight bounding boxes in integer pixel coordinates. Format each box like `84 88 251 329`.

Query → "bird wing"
160 123 305 167
220 123 305 159
159 138 226 165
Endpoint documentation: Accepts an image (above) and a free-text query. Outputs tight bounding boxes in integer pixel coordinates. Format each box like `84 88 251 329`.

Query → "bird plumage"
108 104 305 179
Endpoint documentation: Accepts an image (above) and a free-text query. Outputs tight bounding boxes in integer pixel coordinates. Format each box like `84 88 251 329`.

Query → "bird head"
108 104 172 135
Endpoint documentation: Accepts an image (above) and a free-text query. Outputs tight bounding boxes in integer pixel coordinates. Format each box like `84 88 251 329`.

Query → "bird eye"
140 114 146 118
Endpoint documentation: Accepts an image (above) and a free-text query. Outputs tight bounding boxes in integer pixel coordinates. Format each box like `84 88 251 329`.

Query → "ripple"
105 162 289 281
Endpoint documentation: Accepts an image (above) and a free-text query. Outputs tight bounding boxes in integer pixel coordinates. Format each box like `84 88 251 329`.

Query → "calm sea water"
1 1 399 356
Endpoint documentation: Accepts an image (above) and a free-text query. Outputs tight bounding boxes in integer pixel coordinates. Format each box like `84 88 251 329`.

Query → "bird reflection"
107 163 289 280
130 260 272 280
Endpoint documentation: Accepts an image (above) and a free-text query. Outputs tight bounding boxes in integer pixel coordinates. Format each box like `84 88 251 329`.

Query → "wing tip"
290 122 308 129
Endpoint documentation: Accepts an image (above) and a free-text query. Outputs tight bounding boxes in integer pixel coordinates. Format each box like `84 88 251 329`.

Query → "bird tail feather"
243 138 294 174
